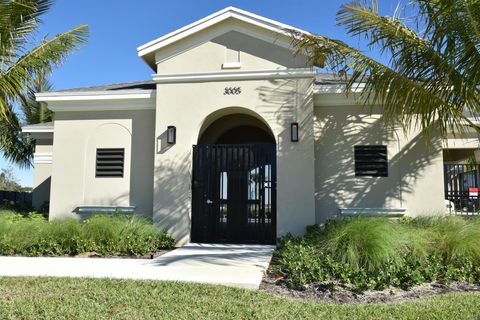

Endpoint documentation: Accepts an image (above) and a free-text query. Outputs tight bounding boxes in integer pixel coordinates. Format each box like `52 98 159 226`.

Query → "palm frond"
0 1 88 166
0 108 34 168
19 73 53 124
0 0 52 66
418 0 480 86
0 24 88 119
290 0 480 140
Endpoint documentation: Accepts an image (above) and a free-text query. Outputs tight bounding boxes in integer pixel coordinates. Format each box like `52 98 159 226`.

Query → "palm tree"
0 0 88 167
290 0 480 139
19 73 54 125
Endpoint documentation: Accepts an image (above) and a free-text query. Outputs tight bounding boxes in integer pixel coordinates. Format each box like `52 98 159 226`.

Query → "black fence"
192 144 276 244
0 190 32 207
444 164 480 214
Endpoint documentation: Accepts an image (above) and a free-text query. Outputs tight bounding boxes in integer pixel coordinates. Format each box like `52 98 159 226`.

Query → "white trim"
35 90 156 112
137 7 309 58
313 93 364 107
22 127 54 133
153 68 315 83
33 153 52 164
222 62 242 70
339 208 407 217
313 83 373 107
443 137 480 149
35 90 156 102
46 99 156 112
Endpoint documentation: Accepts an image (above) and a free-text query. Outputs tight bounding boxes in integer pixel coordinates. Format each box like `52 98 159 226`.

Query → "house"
22 7 480 245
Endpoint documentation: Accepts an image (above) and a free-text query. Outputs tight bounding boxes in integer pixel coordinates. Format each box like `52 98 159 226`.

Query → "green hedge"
0 211 175 256
274 216 480 291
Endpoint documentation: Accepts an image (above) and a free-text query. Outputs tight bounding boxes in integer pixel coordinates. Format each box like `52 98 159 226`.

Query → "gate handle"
206 199 213 204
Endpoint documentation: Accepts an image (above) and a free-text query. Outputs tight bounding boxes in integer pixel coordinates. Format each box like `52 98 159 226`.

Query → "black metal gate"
192 144 276 244
444 163 480 214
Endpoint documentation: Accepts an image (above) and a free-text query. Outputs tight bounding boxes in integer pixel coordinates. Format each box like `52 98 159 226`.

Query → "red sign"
469 188 479 197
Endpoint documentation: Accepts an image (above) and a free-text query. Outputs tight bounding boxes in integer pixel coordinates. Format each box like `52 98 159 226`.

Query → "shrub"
405 216 480 262
274 216 480 291
0 211 174 257
316 218 407 271
1 199 34 213
81 215 175 255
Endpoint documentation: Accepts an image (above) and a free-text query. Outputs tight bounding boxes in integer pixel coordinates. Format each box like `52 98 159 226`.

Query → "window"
354 145 388 177
95 148 124 178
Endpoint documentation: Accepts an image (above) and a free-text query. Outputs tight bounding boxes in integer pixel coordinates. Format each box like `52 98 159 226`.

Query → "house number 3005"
224 87 242 95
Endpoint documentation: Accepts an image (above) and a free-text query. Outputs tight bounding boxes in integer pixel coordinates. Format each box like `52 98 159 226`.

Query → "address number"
224 87 242 95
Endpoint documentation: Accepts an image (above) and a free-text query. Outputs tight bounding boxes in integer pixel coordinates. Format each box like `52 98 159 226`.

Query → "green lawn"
0 277 479 319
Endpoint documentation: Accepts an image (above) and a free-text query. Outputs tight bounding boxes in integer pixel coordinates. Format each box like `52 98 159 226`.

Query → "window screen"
96 148 124 178
354 145 388 177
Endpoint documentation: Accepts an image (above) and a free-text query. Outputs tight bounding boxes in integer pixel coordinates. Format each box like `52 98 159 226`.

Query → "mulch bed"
260 275 480 304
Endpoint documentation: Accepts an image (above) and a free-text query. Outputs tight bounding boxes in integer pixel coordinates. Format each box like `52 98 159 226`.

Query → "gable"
156 30 308 74
138 7 310 71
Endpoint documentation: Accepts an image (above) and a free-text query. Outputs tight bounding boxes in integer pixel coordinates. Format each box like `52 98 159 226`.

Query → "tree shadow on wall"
255 80 441 223
153 151 192 244
314 108 442 222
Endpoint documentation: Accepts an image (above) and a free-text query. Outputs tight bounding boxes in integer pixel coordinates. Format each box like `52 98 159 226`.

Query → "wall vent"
354 145 388 177
95 148 124 178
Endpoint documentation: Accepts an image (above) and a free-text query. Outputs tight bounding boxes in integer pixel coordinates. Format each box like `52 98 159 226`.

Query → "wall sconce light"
291 122 299 142
167 126 176 144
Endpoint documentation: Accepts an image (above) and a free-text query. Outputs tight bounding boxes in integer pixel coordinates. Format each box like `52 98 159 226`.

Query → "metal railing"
444 164 480 215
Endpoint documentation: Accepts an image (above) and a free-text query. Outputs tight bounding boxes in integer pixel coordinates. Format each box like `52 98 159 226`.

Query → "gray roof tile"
314 73 353 84
38 74 353 95
48 80 156 93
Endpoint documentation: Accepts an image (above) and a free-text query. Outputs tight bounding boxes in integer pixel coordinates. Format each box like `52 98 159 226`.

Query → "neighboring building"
22 121 54 211
22 7 480 244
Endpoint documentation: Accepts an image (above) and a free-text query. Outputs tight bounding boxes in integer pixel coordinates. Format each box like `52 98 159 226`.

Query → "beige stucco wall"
157 36 306 74
49 110 155 220
313 104 445 222
442 129 480 162
154 78 316 244
155 21 307 74
32 139 53 210
443 131 480 149
152 23 315 244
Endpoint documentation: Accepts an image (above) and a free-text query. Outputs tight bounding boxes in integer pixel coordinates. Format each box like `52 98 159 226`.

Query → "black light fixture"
291 122 299 142
167 126 176 144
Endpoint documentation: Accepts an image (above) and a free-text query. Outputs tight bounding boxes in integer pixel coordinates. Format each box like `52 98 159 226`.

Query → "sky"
2 0 404 186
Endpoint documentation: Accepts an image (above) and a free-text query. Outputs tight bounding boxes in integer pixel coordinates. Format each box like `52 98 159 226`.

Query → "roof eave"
35 89 156 102
21 126 54 134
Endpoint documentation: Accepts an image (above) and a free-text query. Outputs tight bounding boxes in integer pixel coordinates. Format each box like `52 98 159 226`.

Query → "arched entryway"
192 112 276 244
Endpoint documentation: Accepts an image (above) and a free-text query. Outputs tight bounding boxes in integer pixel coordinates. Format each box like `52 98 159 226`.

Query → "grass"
0 277 479 320
0 211 174 256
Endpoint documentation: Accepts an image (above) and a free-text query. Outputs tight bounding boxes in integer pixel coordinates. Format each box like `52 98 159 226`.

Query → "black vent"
96 148 124 178
354 145 388 177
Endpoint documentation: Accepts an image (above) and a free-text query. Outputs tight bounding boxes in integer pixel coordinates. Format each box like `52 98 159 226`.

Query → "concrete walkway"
0 244 275 289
